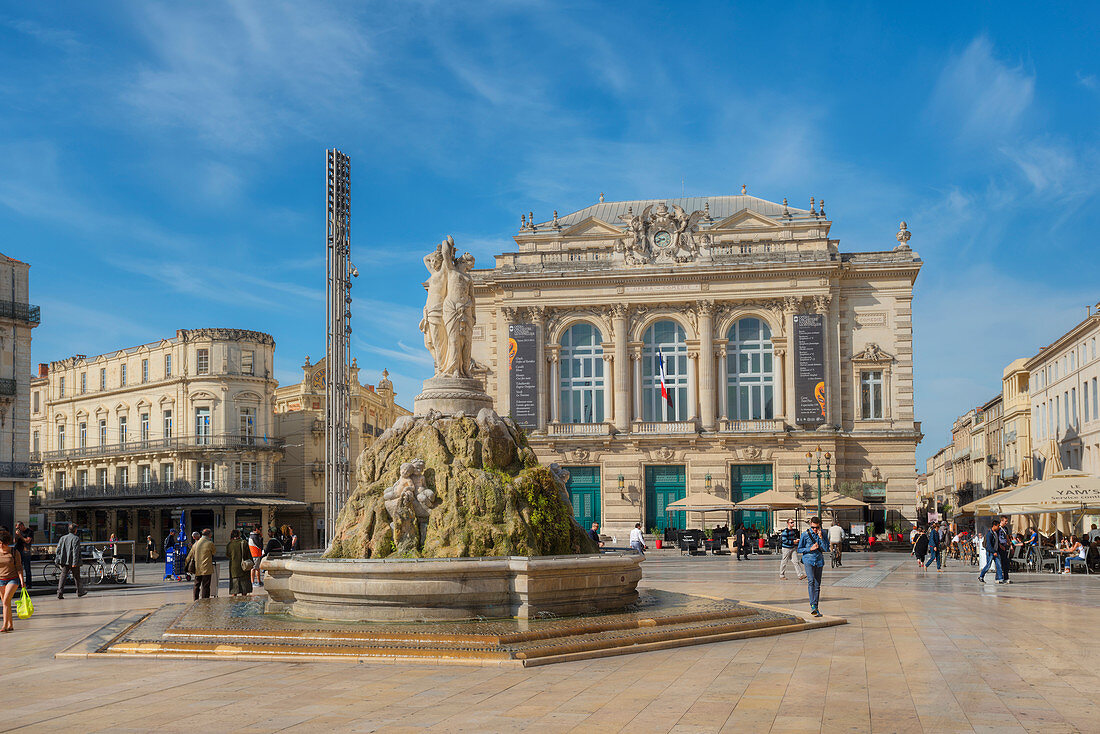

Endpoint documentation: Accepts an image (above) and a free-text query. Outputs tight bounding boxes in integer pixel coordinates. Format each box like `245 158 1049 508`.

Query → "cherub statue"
383 459 436 552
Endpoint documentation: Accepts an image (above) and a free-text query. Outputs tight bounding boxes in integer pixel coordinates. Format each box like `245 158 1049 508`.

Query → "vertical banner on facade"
793 313 826 425
509 324 538 430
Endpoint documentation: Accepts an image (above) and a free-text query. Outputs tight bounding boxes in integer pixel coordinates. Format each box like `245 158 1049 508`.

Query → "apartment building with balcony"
30 328 299 544
0 253 40 530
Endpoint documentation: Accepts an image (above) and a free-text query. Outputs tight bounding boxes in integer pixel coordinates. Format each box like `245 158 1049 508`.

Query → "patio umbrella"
665 492 739 528
801 492 868 510
732 489 805 511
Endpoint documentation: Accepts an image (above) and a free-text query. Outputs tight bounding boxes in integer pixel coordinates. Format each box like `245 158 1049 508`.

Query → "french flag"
657 350 673 406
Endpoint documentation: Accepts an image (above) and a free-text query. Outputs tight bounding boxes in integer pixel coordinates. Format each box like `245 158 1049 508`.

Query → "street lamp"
805 445 832 519
617 474 625 500
704 474 712 493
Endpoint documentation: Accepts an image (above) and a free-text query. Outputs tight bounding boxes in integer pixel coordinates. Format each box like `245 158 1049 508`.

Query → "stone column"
611 304 630 431
531 306 549 432
687 351 699 421
783 297 800 425
717 347 729 421
697 301 716 430
602 353 614 424
773 345 786 424
547 348 560 424
632 348 643 422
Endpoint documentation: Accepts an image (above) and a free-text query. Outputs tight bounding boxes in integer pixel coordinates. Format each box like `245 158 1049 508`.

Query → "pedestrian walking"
226 530 253 597
998 517 1012 584
248 525 264 586
185 528 216 599
797 517 827 617
778 518 804 580
629 523 647 554
913 526 929 573
828 520 844 567
0 528 26 632
978 518 1004 584
54 523 87 599
927 522 943 572
734 523 751 561
13 521 32 590
146 535 156 563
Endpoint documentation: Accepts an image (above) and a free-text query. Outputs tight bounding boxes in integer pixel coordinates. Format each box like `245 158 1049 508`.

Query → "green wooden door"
564 466 601 530
731 464 773 533
645 465 686 531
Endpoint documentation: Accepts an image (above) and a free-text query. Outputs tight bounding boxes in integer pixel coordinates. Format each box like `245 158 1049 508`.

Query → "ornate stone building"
273 357 411 547
0 253 39 531
31 328 297 545
469 193 923 538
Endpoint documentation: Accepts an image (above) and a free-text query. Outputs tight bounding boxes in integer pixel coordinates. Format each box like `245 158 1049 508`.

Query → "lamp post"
805 445 832 519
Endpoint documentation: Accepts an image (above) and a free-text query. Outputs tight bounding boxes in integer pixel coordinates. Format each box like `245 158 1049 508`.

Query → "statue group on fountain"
420 236 476 379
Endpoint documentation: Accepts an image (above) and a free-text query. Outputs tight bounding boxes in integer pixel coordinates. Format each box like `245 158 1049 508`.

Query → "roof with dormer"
533 194 815 229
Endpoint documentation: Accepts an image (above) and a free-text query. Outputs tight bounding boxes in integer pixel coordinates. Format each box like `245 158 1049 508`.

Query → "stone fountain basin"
262 551 643 622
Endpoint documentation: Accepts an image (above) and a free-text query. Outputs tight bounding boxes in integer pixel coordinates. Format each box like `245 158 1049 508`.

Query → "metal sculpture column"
325 149 354 546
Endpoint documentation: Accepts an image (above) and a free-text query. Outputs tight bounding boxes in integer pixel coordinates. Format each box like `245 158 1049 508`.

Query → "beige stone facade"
273 357 410 547
468 194 923 538
31 328 296 545
0 253 39 530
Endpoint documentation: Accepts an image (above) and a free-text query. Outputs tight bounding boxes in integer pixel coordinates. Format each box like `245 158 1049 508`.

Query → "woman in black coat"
913 528 930 572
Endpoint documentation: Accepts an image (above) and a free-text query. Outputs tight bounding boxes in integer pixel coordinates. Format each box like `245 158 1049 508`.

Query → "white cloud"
930 36 1034 141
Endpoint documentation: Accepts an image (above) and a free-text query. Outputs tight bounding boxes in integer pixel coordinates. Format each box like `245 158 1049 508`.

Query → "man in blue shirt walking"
797 516 827 617
778 518 805 581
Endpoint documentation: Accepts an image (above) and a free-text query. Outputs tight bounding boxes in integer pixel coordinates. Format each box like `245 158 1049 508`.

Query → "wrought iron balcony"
0 461 41 478
0 300 40 325
0 378 16 396
52 479 287 501
40 433 285 462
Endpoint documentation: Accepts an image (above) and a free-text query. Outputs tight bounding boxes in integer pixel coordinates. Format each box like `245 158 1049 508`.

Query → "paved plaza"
3 551 1098 734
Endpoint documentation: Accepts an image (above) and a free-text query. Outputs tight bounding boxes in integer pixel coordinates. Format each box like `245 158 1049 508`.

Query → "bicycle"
42 559 96 586
830 543 842 568
89 547 128 584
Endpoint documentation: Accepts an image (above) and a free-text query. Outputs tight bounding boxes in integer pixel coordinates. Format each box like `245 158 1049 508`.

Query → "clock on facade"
653 230 672 248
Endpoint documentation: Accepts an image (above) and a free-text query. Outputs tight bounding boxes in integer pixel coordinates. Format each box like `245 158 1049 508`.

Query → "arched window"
559 323 605 424
642 320 688 421
727 317 774 420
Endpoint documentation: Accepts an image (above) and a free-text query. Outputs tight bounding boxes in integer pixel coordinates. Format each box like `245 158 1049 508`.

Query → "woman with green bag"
0 528 27 632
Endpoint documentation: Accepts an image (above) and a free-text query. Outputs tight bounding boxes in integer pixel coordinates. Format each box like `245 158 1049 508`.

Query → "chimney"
38 363 48 378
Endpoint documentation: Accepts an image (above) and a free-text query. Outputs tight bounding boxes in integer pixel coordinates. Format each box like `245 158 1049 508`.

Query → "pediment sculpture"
616 202 709 265
853 343 893 362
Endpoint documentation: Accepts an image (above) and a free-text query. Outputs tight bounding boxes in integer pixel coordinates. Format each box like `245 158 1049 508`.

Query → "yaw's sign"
509 323 538 430
793 313 826 425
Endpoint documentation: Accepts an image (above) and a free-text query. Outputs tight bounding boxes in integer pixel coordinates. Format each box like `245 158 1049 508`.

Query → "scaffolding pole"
324 149 352 547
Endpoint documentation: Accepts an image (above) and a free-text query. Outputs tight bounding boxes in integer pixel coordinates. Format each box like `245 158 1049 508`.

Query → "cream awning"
956 486 1031 516
988 469 1100 515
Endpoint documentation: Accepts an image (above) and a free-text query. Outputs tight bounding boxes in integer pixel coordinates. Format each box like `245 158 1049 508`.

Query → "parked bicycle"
89 547 128 584
830 543 842 569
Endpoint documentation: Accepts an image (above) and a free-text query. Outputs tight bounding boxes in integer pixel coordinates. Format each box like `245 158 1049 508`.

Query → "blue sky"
3 2 1099 466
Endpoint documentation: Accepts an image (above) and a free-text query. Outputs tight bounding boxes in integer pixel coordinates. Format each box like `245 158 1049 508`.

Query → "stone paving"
2 550 1098 733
